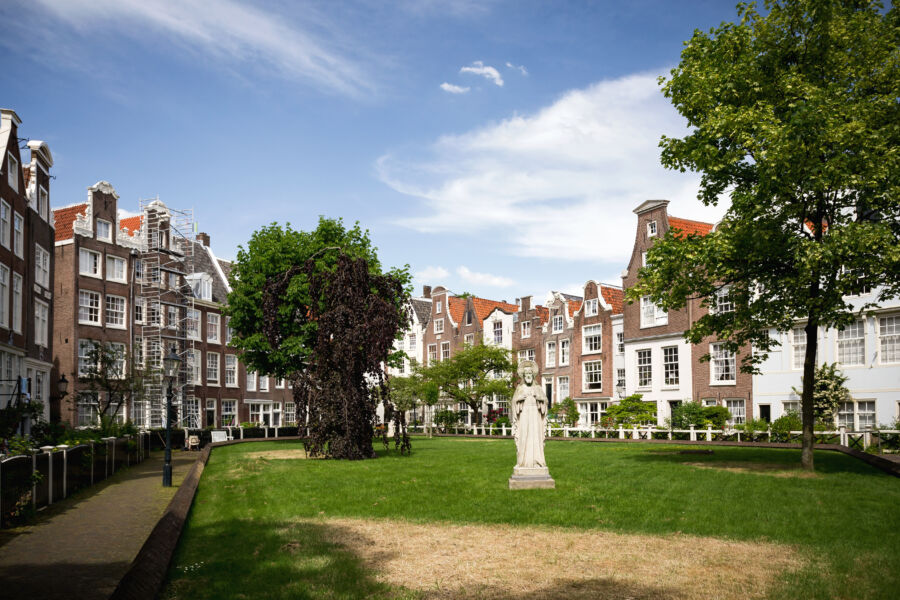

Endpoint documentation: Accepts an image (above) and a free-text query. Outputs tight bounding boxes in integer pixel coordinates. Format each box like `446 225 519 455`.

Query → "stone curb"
110 436 307 600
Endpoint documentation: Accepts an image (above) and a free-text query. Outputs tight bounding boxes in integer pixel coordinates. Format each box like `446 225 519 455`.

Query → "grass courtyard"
164 438 899 599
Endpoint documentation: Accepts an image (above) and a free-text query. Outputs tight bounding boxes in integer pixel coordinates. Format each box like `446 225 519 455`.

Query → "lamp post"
162 346 182 487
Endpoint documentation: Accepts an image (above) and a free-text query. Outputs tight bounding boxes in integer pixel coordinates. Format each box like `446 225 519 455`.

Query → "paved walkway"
0 450 197 600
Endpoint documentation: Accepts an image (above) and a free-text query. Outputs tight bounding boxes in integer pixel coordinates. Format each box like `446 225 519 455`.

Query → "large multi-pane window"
259 375 269 392
616 368 625 391
545 341 556 367
407 333 417 354
284 402 297 425
616 332 624 354
713 287 734 313
96 219 112 242
222 400 237 426
77 392 99 427
186 350 201 384
13 212 23 258
878 315 899 364
493 321 503 344
584 361 602 390
791 326 817 369
0 201 9 248
725 399 745 425
35 244 50 288
552 315 564 333
186 309 201 339
428 344 437 363
637 349 652 388
434 318 444 334
225 355 237 386
558 376 569 399
559 339 570 365
518 349 535 362
108 343 126 378
583 324 602 353
34 299 48 346
441 342 450 361
838 401 876 430
711 343 736 383
207 352 220 384
837 320 865 365
640 296 667 327
663 346 679 386
12 273 22 333
79 290 101 324
106 255 126 282
247 370 257 391
79 248 101 276
78 340 96 377
207 313 220 343
105 295 126 328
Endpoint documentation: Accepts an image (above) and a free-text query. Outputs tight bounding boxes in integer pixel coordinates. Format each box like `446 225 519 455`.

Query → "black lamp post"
162 346 182 487
57 374 69 398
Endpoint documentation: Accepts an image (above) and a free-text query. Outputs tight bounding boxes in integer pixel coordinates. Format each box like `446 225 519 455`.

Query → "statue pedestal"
509 466 555 490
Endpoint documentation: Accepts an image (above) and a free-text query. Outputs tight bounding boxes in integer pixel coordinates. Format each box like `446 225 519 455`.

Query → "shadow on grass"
0 560 132 600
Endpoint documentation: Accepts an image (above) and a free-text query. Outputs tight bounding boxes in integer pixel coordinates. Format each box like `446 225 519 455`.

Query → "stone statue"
509 360 555 489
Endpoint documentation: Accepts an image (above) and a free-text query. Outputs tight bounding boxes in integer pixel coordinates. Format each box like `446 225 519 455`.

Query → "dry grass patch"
300 517 803 600
244 449 311 460
684 461 820 478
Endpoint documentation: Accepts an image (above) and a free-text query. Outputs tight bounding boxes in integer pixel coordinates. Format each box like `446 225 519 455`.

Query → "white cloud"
414 265 449 283
459 60 503 86
378 71 727 263
505 62 528 76
440 82 471 94
456 266 515 288
28 0 372 96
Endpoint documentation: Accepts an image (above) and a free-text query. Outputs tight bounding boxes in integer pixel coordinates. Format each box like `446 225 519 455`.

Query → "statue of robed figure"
509 360 555 489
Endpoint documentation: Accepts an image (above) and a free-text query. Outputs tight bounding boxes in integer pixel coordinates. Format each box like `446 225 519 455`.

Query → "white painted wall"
624 333 694 425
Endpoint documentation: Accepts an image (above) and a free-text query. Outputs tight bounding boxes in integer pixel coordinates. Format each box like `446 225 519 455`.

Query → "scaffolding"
132 198 200 429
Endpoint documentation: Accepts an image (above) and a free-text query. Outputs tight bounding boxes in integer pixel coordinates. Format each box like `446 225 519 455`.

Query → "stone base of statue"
508 466 555 490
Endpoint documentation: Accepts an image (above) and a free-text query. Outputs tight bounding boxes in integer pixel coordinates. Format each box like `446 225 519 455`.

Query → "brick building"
0 109 56 424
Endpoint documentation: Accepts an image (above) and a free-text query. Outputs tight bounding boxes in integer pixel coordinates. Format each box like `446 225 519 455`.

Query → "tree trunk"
801 318 819 470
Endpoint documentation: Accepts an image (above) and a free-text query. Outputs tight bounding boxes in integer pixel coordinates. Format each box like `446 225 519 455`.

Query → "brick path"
0 450 197 600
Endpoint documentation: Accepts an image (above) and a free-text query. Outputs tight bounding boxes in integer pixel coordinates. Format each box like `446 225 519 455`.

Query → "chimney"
196 232 210 247
520 295 532 312
422 285 432 299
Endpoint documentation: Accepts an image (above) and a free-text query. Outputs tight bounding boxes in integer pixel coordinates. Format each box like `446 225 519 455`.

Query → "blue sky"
2 0 739 302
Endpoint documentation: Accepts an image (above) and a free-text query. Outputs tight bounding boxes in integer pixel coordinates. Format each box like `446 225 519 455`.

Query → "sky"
2 0 740 303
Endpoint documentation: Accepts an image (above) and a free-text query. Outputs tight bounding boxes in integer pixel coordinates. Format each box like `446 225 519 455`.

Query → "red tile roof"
119 215 143 237
535 306 549 325
567 299 582 318
448 296 467 325
600 285 624 314
53 204 88 242
668 216 714 237
473 297 519 322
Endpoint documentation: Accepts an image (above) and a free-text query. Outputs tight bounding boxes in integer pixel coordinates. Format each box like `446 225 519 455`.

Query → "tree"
792 362 851 425
418 343 514 426
630 0 900 469
78 342 151 432
228 218 411 459
548 396 580 427
604 394 657 426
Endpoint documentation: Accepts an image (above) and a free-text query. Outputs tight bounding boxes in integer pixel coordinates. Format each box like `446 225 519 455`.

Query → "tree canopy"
630 0 899 469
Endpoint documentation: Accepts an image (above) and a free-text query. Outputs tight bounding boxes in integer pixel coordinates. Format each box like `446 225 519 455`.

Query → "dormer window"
647 221 658 237
465 310 472 326
552 315 563 333
584 298 598 316
436 300 442 314
186 273 213 301
6 153 18 190
96 219 112 242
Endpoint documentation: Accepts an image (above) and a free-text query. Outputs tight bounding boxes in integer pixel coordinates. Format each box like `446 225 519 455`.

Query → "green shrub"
606 394 657 426
669 401 706 428
548 397 580 427
433 409 463 431
702 406 731 429
771 410 802 442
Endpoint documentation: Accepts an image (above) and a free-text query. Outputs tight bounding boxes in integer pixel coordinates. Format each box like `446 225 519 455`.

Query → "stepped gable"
668 216 713 237
599 285 624 314
53 203 87 241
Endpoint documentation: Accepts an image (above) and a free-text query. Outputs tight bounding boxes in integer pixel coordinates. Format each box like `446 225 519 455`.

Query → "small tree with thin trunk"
78 342 151 431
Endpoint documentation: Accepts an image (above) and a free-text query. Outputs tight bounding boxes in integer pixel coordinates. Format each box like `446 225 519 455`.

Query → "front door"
760 404 771 423
544 377 553 407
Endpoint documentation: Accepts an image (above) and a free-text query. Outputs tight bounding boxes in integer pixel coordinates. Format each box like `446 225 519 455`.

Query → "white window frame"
13 212 23 258
0 201 9 248
207 313 221 344
428 344 437 363
434 318 444 334
34 298 48 347
7 153 18 190
79 248 101 277
207 352 220 385
493 320 503 345
647 220 657 237
441 341 450 361
222 400 237 426
259 375 269 392
436 300 442 314
552 315 564 333
583 361 602 391
96 219 112 242
583 324 602 353
712 286 734 314
187 350 202 385
0 265 8 328
186 309 201 340
559 339 570 365
106 255 127 283
710 342 736 384
78 340 97 377
663 345 679 387
225 355 238 387
878 314 900 364
521 320 531 338
104 294 127 329
640 296 667 328
637 349 652 388
464 333 475 346
38 186 49 221
558 376 569 400
407 333 417 354
78 290 101 325
725 398 746 425
836 319 865 366
247 371 257 391
35 244 50 288
518 349 535 362
12 273 22 334
545 341 556 367
584 298 598 316
616 332 625 354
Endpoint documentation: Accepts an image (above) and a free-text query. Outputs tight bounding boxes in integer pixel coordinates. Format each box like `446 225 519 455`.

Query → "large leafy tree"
630 0 899 469
418 343 514 426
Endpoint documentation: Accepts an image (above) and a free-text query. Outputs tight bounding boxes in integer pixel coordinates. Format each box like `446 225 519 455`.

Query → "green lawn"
165 438 899 599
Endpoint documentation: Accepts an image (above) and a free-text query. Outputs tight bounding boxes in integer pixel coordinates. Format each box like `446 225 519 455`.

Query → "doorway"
760 404 771 423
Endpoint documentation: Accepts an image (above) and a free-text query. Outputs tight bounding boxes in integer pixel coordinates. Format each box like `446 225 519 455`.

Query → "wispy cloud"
414 265 450 283
505 62 528 76
457 266 515 288
25 0 373 97
440 82 471 94
378 71 727 263
460 60 503 86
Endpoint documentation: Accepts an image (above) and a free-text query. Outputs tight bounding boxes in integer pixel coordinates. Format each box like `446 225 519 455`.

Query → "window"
584 298 598 316
134 259 144 281
583 324 602 353
584 361 602 390
168 272 179 290
879 315 900 364
38 186 48 220
546 341 556 367
711 343 736 383
559 339 570 365
78 340 97 377
135 298 144 323
225 355 237 386
436 300 442 313
12 273 22 333
428 344 437 363
79 290 101 324
407 334 416 353
105 295 126 328
35 245 50 288
96 219 112 242
187 273 212 300
617 332 625 354
838 400 876 430
6 153 18 189
247 371 257 391
0 265 7 328
493 321 503 344
259 375 269 392
186 309 200 339
284 402 296 425
552 315 564 333
521 321 531 338
434 318 444 334
837 320 865 365
34 299 48 346
637 349 652 388
465 310 473 326
134 337 144 367
207 313 220 343
12 212 23 258
616 368 626 391
647 220 657 237
107 343 126 379
858 401 876 429
226 319 234 344
275 378 285 389
837 401 855 429
713 287 734 314
106 255 126 282
726 399 746 425
222 400 237 426
186 350 201 384
205 399 217 428
464 333 475 346
663 346 679 386
167 305 178 329
441 342 450 361
79 249 101 276
518 349 535 362
77 393 99 427
640 296 667 327
791 326 814 369
558 376 569 400
0 201 8 248
207 352 219 385
641 251 648 267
